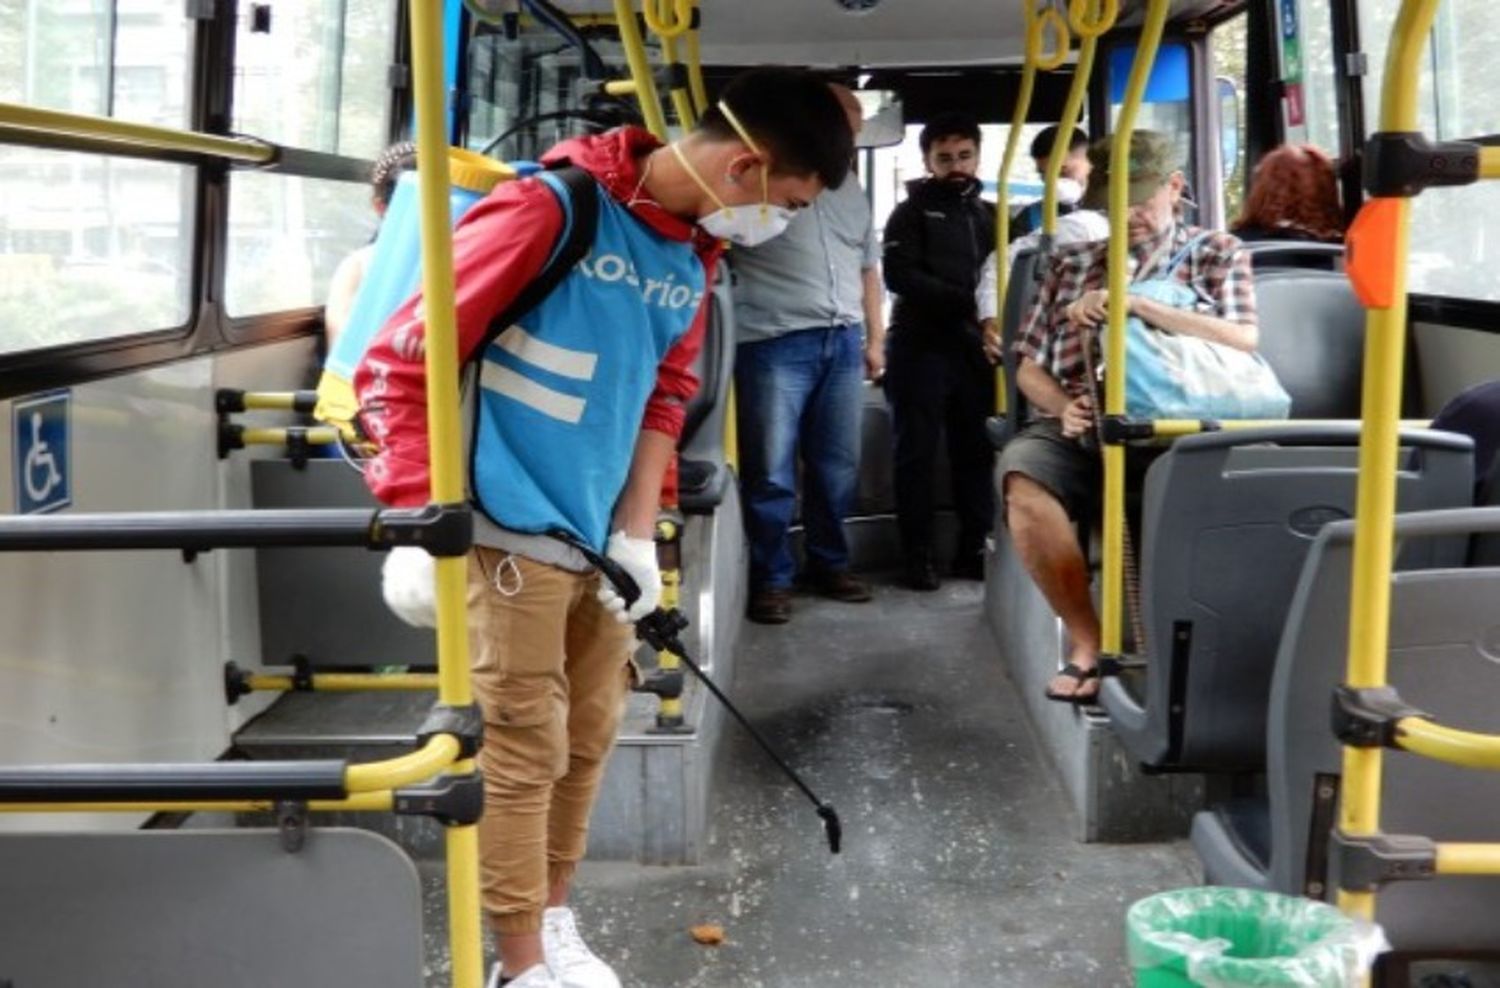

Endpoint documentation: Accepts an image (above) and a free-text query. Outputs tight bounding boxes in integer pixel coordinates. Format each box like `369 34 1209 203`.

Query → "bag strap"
1132 227 1215 284
480 164 601 350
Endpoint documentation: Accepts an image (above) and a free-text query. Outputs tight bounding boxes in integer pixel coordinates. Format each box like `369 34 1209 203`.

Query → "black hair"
919 111 982 155
1029 125 1089 162
371 141 419 207
698 68 853 190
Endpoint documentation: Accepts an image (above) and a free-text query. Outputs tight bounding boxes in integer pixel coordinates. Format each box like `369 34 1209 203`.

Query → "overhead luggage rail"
1333 0 1500 947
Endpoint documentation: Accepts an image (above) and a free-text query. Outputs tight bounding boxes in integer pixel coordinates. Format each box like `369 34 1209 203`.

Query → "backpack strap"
480 164 601 349
1161 229 1217 277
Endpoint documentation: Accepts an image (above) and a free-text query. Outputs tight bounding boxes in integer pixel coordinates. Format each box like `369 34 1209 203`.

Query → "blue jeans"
736 324 864 591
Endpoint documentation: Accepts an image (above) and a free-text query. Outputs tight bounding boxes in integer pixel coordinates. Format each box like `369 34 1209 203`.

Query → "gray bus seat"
0 828 423 986
1252 268 1366 419
252 459 435 669
1100 426 1472 772
1199 510 1500 957
678 267 735 515
1192 510 1469 892
1241 239 1345 272
986 246 1045 450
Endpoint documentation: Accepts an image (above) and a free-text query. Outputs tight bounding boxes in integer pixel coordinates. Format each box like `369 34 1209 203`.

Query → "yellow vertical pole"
1336 0 1443 924
612 0 670 139
683 3 709 118
409 3 483 985
1041 0 1116 234
1100 0 1170 664
659 36 698 129
994 5 1067 412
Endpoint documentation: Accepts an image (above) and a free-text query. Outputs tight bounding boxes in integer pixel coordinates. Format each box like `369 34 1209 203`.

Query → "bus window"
1356 0 1500 300
1211 13 1249 219
1108 42 1193 188
231 0 396 159
1293 0 1341 155
0 3 195 357
225 172 374 318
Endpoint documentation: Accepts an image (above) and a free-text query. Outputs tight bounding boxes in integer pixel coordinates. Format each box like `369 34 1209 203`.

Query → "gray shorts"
996 418 1101 523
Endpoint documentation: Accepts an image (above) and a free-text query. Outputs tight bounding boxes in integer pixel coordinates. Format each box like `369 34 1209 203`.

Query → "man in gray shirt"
733 83 886 625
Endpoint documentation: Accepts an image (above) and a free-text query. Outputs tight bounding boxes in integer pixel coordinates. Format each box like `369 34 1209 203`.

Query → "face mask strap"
718 101 772 219
670 140 730 217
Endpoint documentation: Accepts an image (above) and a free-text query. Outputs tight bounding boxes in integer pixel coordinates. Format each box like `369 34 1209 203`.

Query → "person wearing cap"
355 68 854 988
731 83 884 626
998 130 1258 705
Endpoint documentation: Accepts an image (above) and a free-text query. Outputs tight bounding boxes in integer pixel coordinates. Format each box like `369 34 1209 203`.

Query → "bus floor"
421 576 1198 987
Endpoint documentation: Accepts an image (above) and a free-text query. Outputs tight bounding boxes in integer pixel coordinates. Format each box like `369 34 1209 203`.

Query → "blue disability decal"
13 389 71 515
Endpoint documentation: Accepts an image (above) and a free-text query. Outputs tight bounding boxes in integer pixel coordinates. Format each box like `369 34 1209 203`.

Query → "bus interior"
3 0 1500 985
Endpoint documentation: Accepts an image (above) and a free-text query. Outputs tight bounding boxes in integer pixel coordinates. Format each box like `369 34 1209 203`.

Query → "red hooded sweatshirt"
354 127 722 508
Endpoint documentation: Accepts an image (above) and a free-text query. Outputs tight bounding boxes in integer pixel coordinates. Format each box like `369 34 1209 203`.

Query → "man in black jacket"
882 111 997 590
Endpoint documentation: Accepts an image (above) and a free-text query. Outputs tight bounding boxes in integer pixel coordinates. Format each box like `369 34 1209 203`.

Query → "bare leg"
1004 473 1100 698
496 930 545 977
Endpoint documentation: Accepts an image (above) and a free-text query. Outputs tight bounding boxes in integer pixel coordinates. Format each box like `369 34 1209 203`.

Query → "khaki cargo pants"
467 548 634 934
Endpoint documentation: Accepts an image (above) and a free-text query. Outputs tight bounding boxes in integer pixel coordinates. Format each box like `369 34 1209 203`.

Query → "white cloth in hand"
382 546 437 628
596 531 660 624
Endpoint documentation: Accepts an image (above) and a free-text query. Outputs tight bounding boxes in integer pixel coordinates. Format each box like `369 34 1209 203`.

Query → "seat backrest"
1100 426 1473 771
1252 269 1366 419
678 265 735 464
0 828 424 986
1269 509 1500 953
992 247 1046 443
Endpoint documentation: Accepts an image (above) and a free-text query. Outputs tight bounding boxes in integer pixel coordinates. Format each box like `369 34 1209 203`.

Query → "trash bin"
1126 887 1388 987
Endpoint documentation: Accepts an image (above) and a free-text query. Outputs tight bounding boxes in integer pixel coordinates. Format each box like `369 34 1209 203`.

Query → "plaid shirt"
1014 224 1257 401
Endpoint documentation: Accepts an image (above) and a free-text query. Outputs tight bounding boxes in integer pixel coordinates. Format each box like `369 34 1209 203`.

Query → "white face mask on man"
1054 176 1085 207
671 101 796 248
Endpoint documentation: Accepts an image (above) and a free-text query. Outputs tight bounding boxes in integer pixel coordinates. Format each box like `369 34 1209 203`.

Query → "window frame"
0 0 411 400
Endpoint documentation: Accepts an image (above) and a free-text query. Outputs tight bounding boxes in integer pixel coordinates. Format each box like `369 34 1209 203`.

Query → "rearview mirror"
854 90 904 149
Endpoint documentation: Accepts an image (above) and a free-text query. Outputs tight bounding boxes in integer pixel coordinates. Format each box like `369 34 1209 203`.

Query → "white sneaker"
542 907 622 988
488 963 561 988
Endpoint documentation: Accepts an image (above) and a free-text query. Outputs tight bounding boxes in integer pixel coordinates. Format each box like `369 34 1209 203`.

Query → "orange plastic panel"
1345 198 1403 309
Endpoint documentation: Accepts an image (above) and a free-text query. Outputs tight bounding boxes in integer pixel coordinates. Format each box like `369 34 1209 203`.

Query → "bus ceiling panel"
543 0 1225 68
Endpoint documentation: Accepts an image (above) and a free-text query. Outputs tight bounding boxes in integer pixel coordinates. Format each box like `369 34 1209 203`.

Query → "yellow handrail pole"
0 792 396 814
1335 0 1443 925
346 735 462 792
659 35 698 129
1100 0 1171 663
1436 843 1500 875
683 4 709 118
992 5 1045 413
1480 147 1500 179
612 0 671 139
409 3 483 985
1396 717 1500 771
245 672 439 692
1040 0 1116 233
0 100 274 162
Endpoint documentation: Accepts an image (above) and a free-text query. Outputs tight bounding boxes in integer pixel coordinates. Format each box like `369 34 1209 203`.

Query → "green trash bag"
1126 887 1388 988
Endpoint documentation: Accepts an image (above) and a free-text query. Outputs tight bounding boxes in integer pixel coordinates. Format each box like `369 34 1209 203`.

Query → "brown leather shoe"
747 588 793 624
801 569 873 603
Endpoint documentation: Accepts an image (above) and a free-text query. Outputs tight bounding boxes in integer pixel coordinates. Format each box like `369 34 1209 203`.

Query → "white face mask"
671 100 799 247
697 198 796 247
1055 176 1084 206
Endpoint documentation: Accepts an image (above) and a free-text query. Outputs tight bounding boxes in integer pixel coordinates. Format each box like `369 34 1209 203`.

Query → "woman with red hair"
1232 144 1345 249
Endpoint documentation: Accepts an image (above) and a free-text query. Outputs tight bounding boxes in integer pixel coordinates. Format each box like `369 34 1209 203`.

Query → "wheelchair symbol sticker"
13 390 71 514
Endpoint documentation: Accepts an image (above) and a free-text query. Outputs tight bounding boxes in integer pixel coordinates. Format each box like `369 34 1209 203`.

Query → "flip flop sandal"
1044 662 1100 705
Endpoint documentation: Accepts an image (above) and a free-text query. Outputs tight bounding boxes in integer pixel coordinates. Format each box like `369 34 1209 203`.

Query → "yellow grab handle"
1029 7 1071 71
643 0 693 38
1069 0 1119 37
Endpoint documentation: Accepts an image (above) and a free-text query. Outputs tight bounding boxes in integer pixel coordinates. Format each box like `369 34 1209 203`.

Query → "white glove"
596 531 660 624
382 546 437 628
